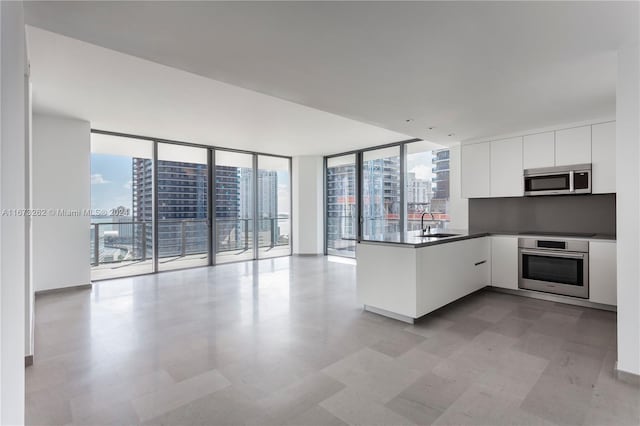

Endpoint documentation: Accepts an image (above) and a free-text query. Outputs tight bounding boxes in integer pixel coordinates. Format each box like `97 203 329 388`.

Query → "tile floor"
27 256 639 425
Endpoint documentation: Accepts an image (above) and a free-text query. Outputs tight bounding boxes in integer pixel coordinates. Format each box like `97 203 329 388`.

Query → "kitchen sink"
419 233 460 238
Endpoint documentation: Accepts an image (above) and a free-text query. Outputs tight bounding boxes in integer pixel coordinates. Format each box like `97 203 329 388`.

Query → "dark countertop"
357 229 616 249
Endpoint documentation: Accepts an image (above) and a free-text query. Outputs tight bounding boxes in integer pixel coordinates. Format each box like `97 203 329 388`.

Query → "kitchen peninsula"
357 230 490 323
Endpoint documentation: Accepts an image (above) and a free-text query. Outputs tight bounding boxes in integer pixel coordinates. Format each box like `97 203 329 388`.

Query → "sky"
407 151 434 181
91 154 134 212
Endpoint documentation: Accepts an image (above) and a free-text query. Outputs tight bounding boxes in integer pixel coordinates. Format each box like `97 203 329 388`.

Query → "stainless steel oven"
518 237 589 298
524 164 591 196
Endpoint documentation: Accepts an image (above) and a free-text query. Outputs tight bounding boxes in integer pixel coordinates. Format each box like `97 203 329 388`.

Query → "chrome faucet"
420 211 435 234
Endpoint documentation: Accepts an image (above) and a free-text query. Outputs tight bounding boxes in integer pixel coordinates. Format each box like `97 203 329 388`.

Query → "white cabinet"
490 236 519 290
416 237 489 316
491 137 523 197
356 237 490 321
589 241 616 306
591 122 616 193
555 126 591 166
461 142 490 198
523 132 555 169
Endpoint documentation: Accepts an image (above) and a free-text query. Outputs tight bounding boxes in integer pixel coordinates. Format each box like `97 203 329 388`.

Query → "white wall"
0 1 27 423
32 114 91 291
615 44 640 377
447 144 468 230
292 156 324 254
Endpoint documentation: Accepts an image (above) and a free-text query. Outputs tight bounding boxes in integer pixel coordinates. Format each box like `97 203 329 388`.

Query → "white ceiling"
26 27 416 156
25 1 638 152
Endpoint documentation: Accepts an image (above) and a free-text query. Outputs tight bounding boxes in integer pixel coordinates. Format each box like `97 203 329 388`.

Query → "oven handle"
520 248 586 259
569 170 575 192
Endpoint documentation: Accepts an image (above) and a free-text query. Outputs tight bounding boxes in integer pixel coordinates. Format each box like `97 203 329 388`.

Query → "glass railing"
90 221 152 266
327 215 357 256
91 217 290 267
157 219 209 258
214 217 289 253
362 217 401 241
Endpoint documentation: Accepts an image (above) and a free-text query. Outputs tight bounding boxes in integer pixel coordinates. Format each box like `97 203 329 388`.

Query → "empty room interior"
1 1 640 425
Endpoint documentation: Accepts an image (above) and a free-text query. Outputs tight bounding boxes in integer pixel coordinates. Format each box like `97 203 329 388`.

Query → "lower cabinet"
490 236 519 290
416 237 489 316
589 241 617 306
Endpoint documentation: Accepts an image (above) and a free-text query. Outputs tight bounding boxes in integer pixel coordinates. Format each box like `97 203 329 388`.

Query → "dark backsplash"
468 194 616 236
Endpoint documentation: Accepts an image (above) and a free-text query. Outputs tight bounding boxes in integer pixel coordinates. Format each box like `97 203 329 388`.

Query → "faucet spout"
420 212 429 234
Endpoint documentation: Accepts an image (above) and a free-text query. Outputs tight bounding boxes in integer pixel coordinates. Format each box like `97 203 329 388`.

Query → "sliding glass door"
326 154 357 257
156 143 209 271
90 133 154 280
257 155 291 259
90 132 293 279
215 151 254 264
362 146 401 241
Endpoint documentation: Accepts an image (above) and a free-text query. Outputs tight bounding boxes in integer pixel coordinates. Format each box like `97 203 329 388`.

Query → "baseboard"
35 283 92 297
364 305 415 324
615 363 640 386
487 286 616 312
25 355 33 367
293 253 324 257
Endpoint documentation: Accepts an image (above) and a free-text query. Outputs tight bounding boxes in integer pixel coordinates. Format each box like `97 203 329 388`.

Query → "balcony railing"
91 217 290 267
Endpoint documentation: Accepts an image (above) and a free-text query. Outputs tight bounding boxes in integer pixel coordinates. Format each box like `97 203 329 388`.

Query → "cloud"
123 179 132 190
409 165 432 181
91 174 110 184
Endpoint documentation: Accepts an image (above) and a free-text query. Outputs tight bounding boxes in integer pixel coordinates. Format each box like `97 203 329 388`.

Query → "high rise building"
132 158 153 259
431 148 450 215
326 163 356 252
132 158 208 258
406 172 433 210
363 156 401 237
215 165 243 252
132 160 280 256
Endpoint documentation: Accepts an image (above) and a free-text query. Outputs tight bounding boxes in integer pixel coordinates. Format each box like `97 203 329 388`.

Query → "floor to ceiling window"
156 144 209 271
90 133 154 280
325 140 450 256
326 154 357 256
257 155 291 259
405 141 450 232
215 150 255 264
362 146 401 241
90 132 292 280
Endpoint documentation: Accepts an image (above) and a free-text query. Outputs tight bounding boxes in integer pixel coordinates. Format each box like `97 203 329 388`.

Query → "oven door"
518 249 589 298
524 172 571 196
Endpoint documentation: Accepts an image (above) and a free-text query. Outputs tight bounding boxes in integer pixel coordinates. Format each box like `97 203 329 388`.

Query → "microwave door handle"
520 249 585 260
569 171 575 192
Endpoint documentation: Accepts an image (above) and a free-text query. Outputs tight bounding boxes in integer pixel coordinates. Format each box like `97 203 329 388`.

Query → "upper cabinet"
461 142 490 198
555 126 591 166
592 122 616 194
490 137 523 197
462 121 615 199
523 132 555 169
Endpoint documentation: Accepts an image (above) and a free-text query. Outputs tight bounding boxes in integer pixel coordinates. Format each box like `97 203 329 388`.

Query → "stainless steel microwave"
523 164 591 196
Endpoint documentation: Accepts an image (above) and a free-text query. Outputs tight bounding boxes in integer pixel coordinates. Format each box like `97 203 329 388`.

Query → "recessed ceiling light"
405 119 413 123
448 133 455 137
427 127 435 130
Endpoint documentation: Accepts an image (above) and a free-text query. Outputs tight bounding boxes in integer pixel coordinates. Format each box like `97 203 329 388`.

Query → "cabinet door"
490 236 518 289
555 126 591 166
591 122 616 194
490 137 523 197
461 142 490 198
589 241 616 306
523 132 554 169
469 237 491 290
